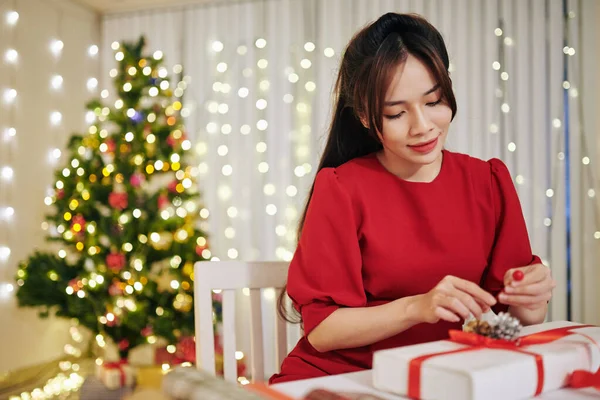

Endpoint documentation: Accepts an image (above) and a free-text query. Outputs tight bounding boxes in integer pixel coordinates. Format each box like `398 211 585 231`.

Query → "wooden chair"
193 261 301 383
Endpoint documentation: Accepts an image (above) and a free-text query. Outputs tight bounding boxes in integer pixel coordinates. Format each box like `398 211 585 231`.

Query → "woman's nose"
409 108 434 136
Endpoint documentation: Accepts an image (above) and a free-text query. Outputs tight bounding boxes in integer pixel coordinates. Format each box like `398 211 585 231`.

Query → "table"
271 370 599 399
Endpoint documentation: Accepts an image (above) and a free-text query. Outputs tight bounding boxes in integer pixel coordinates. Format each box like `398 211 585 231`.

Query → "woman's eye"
426 99 442 107
385 111 405 120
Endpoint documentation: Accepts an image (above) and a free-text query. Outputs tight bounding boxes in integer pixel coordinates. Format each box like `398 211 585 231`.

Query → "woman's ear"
358 114 369 129
358 113 384 140
357 111 384 141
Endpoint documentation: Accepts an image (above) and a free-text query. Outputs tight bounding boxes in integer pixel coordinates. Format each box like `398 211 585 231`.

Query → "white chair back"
193 261 301 383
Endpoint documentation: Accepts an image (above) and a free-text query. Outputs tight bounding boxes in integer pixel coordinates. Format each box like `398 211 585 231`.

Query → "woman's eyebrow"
384 84 441 106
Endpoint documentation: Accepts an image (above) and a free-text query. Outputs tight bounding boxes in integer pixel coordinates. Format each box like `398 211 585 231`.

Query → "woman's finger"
498 292 551 307
434 306 461 323
503 279 554 296
449 277 497 306
451 288 485 319
438 295 472 320
505 265 549 287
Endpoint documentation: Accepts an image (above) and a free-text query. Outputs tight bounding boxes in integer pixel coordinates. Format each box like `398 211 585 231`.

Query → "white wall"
0 0 100 372
596 1 600 322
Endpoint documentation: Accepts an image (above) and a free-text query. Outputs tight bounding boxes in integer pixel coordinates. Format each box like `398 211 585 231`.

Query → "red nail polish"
512 270 524 281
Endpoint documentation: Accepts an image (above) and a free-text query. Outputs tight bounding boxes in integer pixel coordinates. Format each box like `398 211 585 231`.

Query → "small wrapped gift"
136 365 166 390
95 359 136 390
155 336 195 367
372 319 600 400
129 343 158 367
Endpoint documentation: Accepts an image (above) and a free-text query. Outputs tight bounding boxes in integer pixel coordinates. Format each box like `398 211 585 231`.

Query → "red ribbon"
104 359 128 387
568 369 600 390
407 324 597 399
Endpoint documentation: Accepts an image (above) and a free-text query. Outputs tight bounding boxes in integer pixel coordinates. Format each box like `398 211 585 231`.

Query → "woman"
269 12 555 384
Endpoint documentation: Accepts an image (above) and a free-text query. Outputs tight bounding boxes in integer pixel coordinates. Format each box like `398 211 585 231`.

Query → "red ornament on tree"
105 138 117 153
167 180 178 193
166 135 176 147
105 311 119 327
106 252 126 272
158 194 170 210
71 214 86 232
109 192 128 210
130 173 144 188
195 245 207 257
56 189 65 200
68 278 80 292
141 326 153 337
118 339 130 351
108 282 124 296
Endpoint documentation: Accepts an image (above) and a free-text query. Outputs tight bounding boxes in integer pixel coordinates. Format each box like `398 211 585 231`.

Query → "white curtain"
101 0 600 376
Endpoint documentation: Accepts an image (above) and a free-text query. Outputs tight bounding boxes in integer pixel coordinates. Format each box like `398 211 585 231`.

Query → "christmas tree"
15 37 213 359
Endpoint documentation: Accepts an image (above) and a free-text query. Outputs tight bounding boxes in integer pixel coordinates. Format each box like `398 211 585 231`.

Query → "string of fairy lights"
197 5 599 275
560 3 600 320
185 35 334 379
490 2 600 322
0 4 19 300
196 38 336 272
0 3 100 398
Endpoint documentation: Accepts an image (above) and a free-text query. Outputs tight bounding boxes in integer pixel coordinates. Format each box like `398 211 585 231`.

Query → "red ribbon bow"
407 325 598 399
449 330 521 348
568 369 600 390
104 359 128 387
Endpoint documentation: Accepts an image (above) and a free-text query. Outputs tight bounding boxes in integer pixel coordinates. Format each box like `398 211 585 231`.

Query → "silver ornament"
490 312 523 341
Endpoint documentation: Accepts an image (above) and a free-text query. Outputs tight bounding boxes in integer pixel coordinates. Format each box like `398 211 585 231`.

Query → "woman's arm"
307 295 421 352
508 303 548 326
480 159 551 323
308 276 497 352
501 263 555 326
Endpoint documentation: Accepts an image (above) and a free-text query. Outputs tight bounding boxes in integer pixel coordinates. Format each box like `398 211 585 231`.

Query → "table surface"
270 370 599 399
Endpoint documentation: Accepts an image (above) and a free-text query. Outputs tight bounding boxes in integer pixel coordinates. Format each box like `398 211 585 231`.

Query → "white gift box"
95 361 136 390
372 321 600 400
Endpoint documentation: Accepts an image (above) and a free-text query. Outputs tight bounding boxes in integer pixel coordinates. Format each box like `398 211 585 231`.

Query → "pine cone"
464 320 479 334
490 312 522 341
477 321 492 337
463 320 493 337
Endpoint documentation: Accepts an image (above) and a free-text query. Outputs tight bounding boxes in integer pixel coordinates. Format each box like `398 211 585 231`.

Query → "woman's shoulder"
312 154 381 203
445 150 509 180
444 151 517 212
316 153 380 183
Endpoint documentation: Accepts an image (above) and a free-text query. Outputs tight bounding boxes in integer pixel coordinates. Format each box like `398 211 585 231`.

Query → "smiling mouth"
407 135 439 154
409 137 438 148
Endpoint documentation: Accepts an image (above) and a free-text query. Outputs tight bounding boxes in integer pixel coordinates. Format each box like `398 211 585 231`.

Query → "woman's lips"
408 137 438 154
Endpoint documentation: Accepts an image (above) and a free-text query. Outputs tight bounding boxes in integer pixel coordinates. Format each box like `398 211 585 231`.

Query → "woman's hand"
498 264 556 310
412 276 497 324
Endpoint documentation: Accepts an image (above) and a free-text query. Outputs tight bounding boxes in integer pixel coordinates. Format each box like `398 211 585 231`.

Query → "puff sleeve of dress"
286 168 366 335
482 159 542 313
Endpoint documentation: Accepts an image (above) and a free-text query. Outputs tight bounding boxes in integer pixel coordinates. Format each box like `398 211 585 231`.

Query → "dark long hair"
277 13 457 322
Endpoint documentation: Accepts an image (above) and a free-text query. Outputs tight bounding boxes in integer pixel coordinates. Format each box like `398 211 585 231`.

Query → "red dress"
269 150 540 384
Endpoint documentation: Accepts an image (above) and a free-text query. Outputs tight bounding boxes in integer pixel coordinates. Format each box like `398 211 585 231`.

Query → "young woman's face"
378 54 452 167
